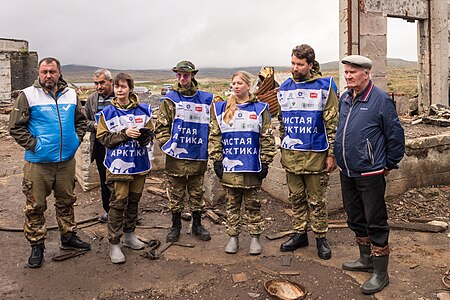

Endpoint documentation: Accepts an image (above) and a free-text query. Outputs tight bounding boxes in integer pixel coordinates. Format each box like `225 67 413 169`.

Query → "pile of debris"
254 67 279 117
412 104 450 127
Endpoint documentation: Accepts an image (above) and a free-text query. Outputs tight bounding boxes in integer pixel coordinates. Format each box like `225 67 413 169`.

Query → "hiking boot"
280 232 309 252
28 244 45 268
109 243 125 264
123 232 145 250
98 212 108 223
316 237 332 260
225 236 239 254
249 235 262 255
166 212 181 243
61 235 91 251
361 255 389 294
192 211 211 241
342 244 374 272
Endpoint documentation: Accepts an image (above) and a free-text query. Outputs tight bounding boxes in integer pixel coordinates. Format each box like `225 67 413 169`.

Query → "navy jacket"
334 81 405 177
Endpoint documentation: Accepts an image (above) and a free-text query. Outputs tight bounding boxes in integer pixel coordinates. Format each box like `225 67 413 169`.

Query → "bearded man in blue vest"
277 44 339 260
9 57 90 268
155 61 213 242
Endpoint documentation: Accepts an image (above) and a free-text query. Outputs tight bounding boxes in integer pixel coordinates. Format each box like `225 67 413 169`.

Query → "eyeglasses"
176 73 192 79
94 80 110 86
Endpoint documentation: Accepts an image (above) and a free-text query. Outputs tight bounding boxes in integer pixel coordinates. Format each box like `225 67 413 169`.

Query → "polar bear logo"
110 159 136 174
167 143 189 158
223 157 244 171
282 136 304 149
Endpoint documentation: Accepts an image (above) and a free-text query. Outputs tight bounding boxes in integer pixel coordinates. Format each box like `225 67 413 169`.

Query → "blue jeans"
340 173 389 247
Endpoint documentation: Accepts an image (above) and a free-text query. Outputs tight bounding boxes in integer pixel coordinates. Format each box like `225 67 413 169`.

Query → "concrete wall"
262 132 450 210
0 53 11 102
0 38 28 52
9 51 38 91
339 0 448 108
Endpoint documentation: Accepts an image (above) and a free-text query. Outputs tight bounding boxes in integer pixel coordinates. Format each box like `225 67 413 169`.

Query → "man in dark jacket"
9 57 90 268
334 55 405 295
84 69 114 222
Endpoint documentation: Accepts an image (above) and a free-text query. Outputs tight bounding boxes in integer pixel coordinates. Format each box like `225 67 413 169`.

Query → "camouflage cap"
172 60 198 74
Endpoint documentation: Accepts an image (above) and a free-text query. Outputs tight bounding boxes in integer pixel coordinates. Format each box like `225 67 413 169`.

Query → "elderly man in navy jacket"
334 55 405 295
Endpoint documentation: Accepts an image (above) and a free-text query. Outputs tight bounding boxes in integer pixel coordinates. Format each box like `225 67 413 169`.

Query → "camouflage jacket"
209 94 277 188
154 83 208 176
97 93 154 182
277 73 338 174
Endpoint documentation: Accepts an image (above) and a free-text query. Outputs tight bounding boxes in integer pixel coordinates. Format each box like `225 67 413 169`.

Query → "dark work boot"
361 255 389 294
192 211 211 241
28 244 45 268
316 237 332 260
61 234 91 251
342 244 374 272
166 212 182 242
280 232 309 252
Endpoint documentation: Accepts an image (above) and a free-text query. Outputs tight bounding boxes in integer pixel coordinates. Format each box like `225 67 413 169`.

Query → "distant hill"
62 58 417 83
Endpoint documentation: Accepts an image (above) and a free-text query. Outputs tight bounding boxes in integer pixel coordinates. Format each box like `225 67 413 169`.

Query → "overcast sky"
2 0 418 70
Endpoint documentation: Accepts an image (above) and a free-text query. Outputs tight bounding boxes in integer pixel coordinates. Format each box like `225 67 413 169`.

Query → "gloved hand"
136 127 155 146
257 163 269 180
213 161 223 179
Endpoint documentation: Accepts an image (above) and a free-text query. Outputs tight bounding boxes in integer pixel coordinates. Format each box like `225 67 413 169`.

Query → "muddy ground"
0 114 448 300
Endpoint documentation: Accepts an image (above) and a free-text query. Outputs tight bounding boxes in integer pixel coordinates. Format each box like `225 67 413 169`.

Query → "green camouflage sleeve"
277 102 285 138
260 109 277 164
208 104 223 162
154 98 174 146
323 87 339 156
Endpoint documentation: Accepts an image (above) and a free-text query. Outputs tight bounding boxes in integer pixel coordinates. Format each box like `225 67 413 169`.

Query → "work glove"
136 127 155 146
257 163 269 180
213 161 223 179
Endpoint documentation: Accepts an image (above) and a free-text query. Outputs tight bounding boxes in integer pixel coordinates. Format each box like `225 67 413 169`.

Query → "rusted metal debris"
255 67 279 117
232 272 248 283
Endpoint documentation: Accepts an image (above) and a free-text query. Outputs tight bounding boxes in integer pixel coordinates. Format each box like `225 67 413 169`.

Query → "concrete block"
360 12 386 35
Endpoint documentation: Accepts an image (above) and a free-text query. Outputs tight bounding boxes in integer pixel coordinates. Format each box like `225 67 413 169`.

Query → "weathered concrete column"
429 0 449 106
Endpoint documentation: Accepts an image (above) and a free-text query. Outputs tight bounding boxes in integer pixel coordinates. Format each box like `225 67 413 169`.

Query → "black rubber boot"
342 244 374 272
166 212 181 242
28 243 45 268
192 211 211 241
361 255 389 295
280 232 309 252
316 237 332 260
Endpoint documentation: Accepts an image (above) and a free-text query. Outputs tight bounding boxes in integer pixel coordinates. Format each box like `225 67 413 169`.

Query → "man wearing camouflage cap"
335 54 405 295
155 61 213 243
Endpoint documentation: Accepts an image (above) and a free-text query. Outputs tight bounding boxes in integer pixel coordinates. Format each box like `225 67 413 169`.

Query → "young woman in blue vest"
96 73 154 264
209 71 276 255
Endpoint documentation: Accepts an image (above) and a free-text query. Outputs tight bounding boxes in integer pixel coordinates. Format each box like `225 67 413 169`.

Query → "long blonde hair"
223 71 252 124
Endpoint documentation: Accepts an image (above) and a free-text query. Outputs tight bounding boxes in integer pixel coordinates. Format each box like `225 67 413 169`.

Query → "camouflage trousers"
168 174 205 213
224 186 264 236
286 172 329 238
107 175 145 244
22 159 77 245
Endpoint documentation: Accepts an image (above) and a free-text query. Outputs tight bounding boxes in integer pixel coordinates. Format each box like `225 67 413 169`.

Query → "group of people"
8 43 405 295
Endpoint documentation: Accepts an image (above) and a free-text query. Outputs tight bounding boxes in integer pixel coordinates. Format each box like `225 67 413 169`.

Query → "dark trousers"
340 173 389 247
93 140 110 213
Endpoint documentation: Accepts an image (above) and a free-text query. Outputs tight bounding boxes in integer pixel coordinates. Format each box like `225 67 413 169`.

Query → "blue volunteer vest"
161 90 213 160
23 86 80 163
214 101 267 173
277 77 337 151
101 103 152 175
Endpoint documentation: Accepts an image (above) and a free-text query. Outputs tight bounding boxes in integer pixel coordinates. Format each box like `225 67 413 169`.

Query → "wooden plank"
265 230 296 241
390 221 446 233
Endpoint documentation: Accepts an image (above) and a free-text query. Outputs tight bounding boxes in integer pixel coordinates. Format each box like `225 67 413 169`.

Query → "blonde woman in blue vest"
209 71 276 255
97 73 154 264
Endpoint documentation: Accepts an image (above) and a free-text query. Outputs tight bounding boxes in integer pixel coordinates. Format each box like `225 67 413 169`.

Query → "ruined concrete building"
0 38 38 103
339 0 449 111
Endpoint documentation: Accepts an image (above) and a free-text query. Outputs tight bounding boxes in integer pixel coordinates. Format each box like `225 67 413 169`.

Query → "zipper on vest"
53 96 63 161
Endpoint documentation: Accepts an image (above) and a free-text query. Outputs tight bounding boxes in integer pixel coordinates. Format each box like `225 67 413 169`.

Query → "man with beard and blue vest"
9 57 90 268
278 44 339 260
155 61 213 243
